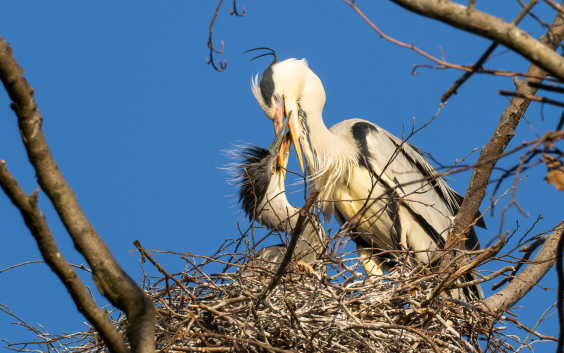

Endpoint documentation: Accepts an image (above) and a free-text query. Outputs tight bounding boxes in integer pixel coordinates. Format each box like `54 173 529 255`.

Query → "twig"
499 89 564 108
230 0 245 16
256 191 319 305
491 235 548 290
453 266 514 288
528 81 564 93
0 260 91 274
206 0 227 72
134 240 199 304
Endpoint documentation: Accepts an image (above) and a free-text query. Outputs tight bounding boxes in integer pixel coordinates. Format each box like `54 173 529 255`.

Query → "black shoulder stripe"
351 122 378 169
401 206 445 249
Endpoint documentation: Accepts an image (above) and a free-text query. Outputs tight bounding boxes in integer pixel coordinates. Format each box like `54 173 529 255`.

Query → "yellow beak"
286 110 305 174
273 97 305 176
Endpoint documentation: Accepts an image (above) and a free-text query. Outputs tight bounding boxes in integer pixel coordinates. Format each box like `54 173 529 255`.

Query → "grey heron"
246 48 485 300
234 115 325 273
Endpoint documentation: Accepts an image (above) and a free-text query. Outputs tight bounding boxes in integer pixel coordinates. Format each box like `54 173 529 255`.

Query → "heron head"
246 48 325 174
236 116 290 220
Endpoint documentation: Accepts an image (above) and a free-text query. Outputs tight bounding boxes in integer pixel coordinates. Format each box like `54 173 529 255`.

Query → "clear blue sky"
0 1 562 351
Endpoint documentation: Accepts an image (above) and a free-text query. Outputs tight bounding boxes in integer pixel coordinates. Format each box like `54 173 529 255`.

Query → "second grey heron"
234 116 325 272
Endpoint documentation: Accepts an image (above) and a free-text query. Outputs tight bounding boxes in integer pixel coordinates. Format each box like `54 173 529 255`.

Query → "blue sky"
0 1 562 351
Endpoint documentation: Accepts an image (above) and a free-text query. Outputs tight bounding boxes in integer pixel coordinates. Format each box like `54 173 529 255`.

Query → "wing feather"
329 119 483 249
378 128 460 215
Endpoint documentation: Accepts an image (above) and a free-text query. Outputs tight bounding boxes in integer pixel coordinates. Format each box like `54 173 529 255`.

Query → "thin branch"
445 5 564 252
342 0 473 74
133 240 199 305
499 89 564 108
452 266 514 288
491 234 548 290
230 0 245 16
545 0 564 13
528 81 564 93
256 190 319 305
0 260 92 274
441 43 498 101
206 0 227 72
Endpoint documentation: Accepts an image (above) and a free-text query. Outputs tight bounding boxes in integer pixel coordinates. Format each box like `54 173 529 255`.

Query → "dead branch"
481 219 563 313
0 161 128 353
390 0 564 81
441 0 539 101
446 4 564 250
0 37 155 352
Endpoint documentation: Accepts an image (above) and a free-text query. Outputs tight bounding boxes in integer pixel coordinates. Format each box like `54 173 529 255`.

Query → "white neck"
297 80 358 209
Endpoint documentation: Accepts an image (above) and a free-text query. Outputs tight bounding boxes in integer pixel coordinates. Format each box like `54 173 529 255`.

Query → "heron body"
234 116 324 270
247 51 485 300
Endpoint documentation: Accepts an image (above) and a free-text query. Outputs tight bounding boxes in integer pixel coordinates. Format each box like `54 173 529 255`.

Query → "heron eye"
273 93 280 101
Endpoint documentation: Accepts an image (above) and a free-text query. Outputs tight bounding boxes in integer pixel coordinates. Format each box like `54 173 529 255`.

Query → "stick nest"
4 225 556 353
71 247 535 352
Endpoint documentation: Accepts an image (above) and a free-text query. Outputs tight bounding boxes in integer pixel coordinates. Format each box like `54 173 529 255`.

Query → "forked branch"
0 162 128 353
448 3 564 250
0 36 155 353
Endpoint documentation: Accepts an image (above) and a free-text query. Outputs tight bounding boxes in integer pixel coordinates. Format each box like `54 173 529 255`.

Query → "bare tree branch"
0 161 129 353
390 0 564 81
481 220 563 312
440 0 539 101
0 36 155 353
448 5 564 248
499 89 564 107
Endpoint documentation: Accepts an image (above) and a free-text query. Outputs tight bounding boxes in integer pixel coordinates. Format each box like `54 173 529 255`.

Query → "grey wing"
345 120 453 240
374 122 484 249
380 127 486 230
378 128 460 214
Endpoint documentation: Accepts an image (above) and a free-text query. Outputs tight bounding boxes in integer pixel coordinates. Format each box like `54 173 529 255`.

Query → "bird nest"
128 254 502 353
9 236 548 353
2 225 555 353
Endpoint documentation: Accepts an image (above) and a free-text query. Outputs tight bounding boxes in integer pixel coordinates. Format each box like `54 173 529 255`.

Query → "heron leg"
400 231 409 252
355 243 389 276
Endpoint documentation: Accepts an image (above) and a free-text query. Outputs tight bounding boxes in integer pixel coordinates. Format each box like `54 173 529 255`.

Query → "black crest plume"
236 145 272 221
244 47 277 63
244 47 278 107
